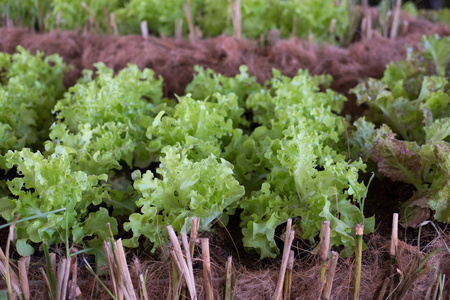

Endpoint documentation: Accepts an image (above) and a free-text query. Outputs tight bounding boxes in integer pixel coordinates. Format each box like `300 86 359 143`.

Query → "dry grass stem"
274 219 294 300
110 13 118 35
323 251 339 300
390 0 402 39
225 256 233 300
353 223 364 300
175 19 183 40
201 238 214 300
283 250 294 300
140 21 148 39
319 220 331 297
183 0 195 42
167 225 197 299
190 218 200 257
18 256 30 300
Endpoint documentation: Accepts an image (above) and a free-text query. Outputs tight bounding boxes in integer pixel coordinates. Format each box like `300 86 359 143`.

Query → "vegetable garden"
0 0 449 299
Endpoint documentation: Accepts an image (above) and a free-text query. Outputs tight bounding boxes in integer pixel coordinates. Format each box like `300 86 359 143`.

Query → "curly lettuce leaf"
48 63 164 172
123 145 245 251
0 47 67 153
370 126 450 226
421 35 450 77
147 94 240 160
3 148 112 254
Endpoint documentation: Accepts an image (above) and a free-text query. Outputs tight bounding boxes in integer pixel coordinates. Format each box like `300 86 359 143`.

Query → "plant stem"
202 238 214 300
283 250 294 300
389 213 399 295
274 219 294 300
323 251 339 300
352 223 364 300
319 221 331 298
225 256 233 300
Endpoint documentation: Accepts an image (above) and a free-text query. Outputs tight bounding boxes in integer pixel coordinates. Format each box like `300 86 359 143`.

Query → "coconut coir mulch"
0 15 449 117
4 229 449 300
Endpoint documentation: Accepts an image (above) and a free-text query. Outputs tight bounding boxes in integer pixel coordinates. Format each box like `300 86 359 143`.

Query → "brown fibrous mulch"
0 14 449 117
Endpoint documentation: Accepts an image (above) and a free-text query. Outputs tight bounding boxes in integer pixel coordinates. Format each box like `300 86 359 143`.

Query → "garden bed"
0 7 449 300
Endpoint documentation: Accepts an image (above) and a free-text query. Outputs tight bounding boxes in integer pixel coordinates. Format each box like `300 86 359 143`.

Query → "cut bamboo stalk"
140 21 148 39
190 217 200 257
181 232 196 298
322 251 339 300
376 277 390 300
175 19 183 40
274 219 294 300
167 225 197 299
401 20 409 36
40 267 54 300
4 217 20 300
62 258 72 300
361 17 367 40
110 13 118 36
318 220 331 298
308 34 314 48
51 254 57 284
362 0 369 39
225 256 233 300
227 0 241 39
183 0 195 42
329 19 336 34
56 11 61 29
170 250 182 300
68 256 78 300
194 26 203 39
291 17 299 38
104 241 120 297
390 0 402 39
180 233 190 300
133 257 149 300
234 0 241 39
390 213 399 296
18 256 30 300
80 2 101 33
283 250 294 300
55 258 66 300
114 239 138 300
76 286 83 300
367 12 373 39
139 271 149 300
352 223 364 300
390 213 399 258
59 259 68 300
202 238 214 300
181 233 194 275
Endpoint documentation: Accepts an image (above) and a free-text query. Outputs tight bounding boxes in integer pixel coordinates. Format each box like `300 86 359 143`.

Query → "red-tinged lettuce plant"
371 129 449 226
350 35 450 227
351 35 449 145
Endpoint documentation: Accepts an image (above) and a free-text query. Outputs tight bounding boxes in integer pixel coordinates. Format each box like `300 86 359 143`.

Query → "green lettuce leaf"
123 145 245 250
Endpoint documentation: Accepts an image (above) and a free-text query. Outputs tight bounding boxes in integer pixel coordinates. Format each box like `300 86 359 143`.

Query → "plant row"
0 35 448 263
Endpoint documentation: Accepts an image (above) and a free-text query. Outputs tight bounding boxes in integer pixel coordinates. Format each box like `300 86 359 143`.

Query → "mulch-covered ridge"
0 15 449 118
